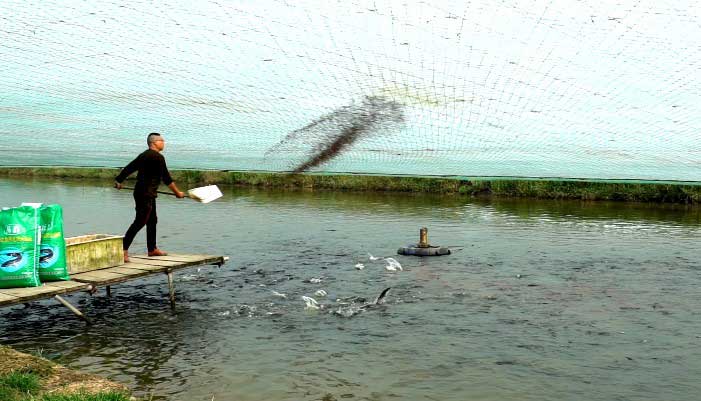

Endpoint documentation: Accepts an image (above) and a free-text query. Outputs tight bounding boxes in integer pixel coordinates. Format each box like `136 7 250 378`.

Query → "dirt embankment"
0 345 129 397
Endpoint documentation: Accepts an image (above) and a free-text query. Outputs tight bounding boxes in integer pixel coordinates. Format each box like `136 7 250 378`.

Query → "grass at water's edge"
0 346 131 401
1 166 700 203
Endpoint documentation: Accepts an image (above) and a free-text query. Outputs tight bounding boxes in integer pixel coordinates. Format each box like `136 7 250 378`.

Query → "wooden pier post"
54 295 92 325
166 270 175 309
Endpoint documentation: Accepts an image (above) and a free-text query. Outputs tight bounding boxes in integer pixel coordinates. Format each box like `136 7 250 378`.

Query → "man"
115 133 185 263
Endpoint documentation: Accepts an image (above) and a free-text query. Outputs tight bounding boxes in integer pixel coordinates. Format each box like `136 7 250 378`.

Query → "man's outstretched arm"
114 157 140 189
168 182 185 198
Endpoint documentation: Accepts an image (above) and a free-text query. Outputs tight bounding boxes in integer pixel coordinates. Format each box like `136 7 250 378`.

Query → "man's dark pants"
123 194 158 252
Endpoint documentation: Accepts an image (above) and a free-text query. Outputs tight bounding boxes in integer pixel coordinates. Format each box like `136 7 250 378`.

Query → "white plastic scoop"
121 185 223 203
186 185 223 203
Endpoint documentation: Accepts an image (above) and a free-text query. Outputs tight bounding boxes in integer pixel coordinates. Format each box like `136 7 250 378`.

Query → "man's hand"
114 181 123 190
168 182 185 198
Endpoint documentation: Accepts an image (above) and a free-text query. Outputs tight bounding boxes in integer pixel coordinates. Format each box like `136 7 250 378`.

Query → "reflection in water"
1 177 700 401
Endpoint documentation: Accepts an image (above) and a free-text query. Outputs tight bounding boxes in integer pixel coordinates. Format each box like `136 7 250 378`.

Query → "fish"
302 296 320 310
372 287 391 305
332 287 392 317
384 257 403 271
272 290 287 299
302 287 392 316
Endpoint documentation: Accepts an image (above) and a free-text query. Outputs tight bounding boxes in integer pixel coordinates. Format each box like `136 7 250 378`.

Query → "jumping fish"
272 290 287 299
372 287 391 305
384 257 403 271
302 296 320 310
302 287 392 317
332 287 392 317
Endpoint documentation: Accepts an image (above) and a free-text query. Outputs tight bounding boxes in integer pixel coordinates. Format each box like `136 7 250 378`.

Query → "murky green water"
1 178 700 401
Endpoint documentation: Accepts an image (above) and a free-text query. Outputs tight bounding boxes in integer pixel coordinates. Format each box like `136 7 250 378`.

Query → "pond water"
1 177 700 401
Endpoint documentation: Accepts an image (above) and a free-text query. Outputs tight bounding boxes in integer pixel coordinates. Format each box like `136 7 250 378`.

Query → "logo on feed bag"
4 224 23 235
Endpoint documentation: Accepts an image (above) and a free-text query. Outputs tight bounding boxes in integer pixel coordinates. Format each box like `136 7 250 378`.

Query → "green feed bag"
0 206 41 288
38 204 69 281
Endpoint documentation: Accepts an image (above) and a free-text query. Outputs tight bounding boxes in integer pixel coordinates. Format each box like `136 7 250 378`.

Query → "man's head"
147 133 165 151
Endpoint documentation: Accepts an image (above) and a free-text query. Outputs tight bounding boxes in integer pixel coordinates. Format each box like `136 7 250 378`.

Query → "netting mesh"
1 1 699 181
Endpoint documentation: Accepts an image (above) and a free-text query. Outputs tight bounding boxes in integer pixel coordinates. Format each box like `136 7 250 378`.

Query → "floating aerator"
397 227 450 256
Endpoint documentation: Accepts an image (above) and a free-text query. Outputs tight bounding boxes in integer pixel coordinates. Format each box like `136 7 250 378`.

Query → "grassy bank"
1 167 700 203
0 346 130 401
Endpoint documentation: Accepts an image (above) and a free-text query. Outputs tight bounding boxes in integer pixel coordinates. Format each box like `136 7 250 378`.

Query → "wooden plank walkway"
0 254 227 322
0 281 90 307
70 254 226 286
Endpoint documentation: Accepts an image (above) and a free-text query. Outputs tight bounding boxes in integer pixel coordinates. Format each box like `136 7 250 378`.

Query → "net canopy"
1 0 700 181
